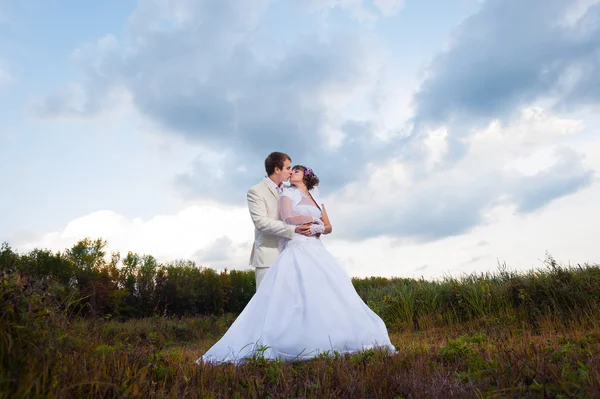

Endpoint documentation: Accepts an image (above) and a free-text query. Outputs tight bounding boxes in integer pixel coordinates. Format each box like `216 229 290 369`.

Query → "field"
2 240 600 398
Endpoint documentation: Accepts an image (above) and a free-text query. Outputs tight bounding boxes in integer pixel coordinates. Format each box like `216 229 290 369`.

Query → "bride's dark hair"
292 165 320 191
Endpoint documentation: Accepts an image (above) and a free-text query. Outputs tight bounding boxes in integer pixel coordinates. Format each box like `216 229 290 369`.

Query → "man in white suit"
247 152 311 289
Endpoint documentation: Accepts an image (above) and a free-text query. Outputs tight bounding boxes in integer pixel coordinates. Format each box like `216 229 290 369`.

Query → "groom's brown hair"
265 152 291 176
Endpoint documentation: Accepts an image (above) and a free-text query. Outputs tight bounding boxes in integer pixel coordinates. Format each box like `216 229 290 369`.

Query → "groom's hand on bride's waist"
295 223 312 236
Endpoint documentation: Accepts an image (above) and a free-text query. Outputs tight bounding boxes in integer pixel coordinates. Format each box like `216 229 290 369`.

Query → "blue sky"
2 0 600 278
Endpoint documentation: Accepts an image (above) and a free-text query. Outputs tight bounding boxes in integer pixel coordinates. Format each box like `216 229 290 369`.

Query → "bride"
196 166 395 364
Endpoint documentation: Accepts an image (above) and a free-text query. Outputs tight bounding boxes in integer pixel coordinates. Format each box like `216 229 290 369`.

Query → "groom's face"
276 159 292 183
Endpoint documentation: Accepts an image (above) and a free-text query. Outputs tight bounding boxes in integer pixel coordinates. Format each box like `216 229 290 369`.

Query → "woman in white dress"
196 166 395 364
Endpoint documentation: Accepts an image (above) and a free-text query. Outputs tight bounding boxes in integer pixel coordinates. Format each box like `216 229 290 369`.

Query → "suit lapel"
263 178 280 201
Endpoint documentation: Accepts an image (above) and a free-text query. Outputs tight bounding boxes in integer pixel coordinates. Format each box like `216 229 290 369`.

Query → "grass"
2 257 600 398
2 312 600 398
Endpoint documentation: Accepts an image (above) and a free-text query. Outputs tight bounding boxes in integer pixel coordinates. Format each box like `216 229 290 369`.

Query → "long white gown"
196 187 395 364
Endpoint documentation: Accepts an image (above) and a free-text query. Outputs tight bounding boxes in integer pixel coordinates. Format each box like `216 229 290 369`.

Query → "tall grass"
2 241 600 397
2 271 599 398
353 256 600 333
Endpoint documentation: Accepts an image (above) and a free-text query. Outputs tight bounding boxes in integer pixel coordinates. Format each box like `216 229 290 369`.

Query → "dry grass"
3 313 600 398
3 255 600 398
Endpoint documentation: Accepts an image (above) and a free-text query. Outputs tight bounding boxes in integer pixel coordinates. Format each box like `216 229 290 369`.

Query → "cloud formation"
34 0 391 203
372 0 405 17
18 207 253 269
332 108 594 241
32 0 599 243
413 0 600 126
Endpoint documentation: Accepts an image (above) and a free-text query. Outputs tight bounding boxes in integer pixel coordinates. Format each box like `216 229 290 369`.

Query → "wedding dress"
196 186 395 364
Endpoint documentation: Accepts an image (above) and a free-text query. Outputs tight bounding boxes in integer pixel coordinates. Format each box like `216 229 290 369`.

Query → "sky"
1 0 600 279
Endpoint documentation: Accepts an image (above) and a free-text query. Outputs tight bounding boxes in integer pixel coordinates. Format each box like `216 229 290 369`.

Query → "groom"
247 151 311 289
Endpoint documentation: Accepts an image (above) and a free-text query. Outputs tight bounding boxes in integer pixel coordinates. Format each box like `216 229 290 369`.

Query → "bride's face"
290 168 305 185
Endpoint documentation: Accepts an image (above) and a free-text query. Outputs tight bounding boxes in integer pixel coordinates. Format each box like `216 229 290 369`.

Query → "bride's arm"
280 196 315 225
320 204 332 235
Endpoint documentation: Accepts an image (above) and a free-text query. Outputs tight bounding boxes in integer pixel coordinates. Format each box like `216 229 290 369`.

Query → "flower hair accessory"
305 168 313 176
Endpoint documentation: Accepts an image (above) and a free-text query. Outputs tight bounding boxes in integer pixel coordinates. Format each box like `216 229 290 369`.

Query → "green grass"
3 244 600 397
2 312 599 398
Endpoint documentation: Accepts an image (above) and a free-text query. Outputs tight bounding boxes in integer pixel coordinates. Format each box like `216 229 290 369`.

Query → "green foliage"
0 268 76 395
2 245 600 397
353 255 600 332
0 240 257 319
4 239 600 333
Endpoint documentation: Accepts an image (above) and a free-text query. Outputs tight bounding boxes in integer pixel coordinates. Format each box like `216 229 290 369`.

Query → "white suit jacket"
247 178 295 268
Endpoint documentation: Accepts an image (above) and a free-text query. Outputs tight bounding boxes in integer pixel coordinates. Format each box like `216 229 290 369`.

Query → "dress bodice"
278 187 323 250
281 187 322 218
292 203 322 219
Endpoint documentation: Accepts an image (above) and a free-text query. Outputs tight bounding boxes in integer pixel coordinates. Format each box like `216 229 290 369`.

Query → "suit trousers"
255 267 270 290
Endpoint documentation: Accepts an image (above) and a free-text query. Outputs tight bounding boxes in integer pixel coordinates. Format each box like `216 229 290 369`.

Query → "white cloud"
329 107 594 241
32 0 396 206
8 0 600 281
328 126 600 278
304 0 378 23
305 0 406 22
561 0 600 26
17 170 600 280
329 178 600 279
412 0 600 125
423 127 448 171
14 107 600 279
17 206 254 270
31 72 134 121
372 0 405 17
469 107 584 158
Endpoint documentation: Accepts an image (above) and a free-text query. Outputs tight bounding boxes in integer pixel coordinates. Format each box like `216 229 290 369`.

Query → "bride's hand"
309 223 325 235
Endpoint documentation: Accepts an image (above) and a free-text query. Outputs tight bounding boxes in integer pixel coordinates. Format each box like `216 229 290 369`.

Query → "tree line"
3 238 600 330
0 238 255 318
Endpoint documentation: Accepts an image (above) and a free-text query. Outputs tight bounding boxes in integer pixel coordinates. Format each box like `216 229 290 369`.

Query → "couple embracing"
197 152 395 364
